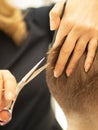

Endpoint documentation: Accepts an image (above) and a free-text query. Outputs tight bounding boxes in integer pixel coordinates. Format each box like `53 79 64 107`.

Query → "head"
46 46 98 130
0 0 27 45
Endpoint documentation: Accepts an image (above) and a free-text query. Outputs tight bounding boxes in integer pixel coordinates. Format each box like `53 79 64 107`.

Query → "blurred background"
8 0 67 130
8 0 61 9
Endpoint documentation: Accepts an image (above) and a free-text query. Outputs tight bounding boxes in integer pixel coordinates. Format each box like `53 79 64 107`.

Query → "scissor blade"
17 57 46 94
17 64 48 94
25 64 48 85
22 57 45 82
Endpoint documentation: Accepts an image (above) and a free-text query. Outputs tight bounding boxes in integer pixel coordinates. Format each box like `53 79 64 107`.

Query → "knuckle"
49 10 58 19
89 54 94 60
64 18 73 27
89 45 97 50
74 23 84 32
75 48 83 55
74 22 93 33
61 47 70 55
49 10 53 17
88 41 98 50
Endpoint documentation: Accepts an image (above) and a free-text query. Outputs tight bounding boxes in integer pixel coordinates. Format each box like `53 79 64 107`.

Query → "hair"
0 0 27 45
46 45 98 117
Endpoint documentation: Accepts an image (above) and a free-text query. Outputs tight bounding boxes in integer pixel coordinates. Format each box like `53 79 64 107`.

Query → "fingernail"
66 68 72 77
85 63 90 72
54 70 59 78
6 92 13 100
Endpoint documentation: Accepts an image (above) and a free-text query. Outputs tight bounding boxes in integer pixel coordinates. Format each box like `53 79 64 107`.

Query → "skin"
0 70 17 111
50 0 98 77
66 112 98 130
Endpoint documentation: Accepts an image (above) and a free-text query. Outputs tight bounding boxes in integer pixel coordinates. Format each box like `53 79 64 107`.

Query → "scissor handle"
0 108 12 125
0 62 48 126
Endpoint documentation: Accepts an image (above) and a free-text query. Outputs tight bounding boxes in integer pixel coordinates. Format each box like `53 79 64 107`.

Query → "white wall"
8 0 53 9
51 97 68 130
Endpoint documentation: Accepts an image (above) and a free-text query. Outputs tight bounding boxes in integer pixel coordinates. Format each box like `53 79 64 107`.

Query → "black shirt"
0 5 62 130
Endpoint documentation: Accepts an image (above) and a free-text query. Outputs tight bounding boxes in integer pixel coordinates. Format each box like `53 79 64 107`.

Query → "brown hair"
0 1 27 45
46 46 98 116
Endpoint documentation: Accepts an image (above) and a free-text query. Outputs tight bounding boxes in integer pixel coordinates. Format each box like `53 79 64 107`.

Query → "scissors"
0 57 48 126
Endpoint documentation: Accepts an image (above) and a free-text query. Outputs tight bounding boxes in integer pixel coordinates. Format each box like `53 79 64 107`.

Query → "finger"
2 70 17 101
0 73 3 103
54 29 79 77
53 18 73 48
0 97 7 110
49 0 65 30
66 35 90 76
84 37 98 72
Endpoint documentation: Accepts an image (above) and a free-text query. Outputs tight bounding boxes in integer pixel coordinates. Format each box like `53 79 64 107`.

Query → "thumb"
49 0 66 30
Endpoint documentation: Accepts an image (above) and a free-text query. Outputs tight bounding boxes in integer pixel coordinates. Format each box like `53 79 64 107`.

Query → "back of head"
46 46 98 130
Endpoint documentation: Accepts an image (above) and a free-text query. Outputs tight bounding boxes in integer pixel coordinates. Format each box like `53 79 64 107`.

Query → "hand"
0 70 17 111
49 0 98 77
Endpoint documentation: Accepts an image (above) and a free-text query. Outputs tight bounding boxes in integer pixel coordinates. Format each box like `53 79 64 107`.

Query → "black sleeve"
34 5 54 30
23 4 54 42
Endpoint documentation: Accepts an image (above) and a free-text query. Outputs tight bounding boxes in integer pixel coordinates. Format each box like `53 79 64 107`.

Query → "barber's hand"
50 0 98 77
0 70 17 110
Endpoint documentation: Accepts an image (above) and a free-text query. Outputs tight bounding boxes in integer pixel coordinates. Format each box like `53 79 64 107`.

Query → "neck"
66 112 98 130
